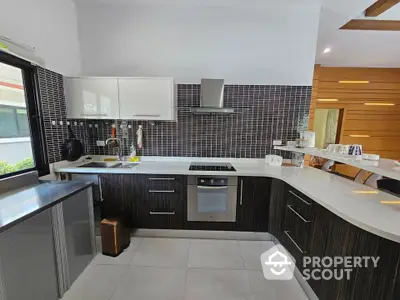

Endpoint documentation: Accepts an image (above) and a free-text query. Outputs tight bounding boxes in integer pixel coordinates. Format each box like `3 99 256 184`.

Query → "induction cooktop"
189 162 236 172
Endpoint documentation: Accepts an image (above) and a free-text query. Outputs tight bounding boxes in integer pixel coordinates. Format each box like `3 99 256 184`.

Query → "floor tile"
247 270 308 300
184 268 253 300
111 266 186 300
93 237 143 265
188 239 245 269
60 265 127 300
130 238 190 268
239 241 275 270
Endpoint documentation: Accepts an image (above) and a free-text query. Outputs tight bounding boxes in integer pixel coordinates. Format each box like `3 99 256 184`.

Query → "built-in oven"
187 176 238 222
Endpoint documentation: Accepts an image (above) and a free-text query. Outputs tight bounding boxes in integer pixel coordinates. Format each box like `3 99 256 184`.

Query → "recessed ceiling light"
323 48 331 54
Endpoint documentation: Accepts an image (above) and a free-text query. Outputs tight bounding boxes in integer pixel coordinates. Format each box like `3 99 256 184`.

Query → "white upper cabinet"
64 78 120 119
118 78 176 121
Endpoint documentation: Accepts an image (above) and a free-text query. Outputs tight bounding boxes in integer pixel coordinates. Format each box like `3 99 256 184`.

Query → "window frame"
0 51 49 179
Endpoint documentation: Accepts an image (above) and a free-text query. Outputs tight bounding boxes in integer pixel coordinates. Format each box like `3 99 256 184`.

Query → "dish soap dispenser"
129 143 139 162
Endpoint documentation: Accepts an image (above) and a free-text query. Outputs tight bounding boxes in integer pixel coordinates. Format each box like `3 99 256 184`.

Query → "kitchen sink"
112 163 140 169
78 162 121 168
78 161 140 169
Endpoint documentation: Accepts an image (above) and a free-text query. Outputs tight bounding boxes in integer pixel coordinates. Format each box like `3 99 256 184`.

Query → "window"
0 106 29 137
0 51 49 178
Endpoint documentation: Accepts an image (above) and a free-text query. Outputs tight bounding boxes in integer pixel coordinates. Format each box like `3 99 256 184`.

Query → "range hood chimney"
190 79 235 114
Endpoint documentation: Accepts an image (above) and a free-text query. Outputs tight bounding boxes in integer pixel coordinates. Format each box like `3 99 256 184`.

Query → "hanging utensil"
62 124 84 161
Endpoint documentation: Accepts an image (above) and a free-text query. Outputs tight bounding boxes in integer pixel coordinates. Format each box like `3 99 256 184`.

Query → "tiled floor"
61 237 309 300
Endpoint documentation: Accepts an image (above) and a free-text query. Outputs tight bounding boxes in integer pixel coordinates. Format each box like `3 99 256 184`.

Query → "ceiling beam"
341 19 400 31
365 0 400 17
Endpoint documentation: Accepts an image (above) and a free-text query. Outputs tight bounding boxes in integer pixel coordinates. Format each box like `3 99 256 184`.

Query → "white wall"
0 138 32 165
0 0 81 76
76 1 321 85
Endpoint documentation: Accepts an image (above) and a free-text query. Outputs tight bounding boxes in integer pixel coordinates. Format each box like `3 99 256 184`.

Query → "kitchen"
1 0 400 300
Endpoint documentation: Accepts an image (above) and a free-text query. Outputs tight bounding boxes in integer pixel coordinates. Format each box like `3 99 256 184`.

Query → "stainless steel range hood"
190 79 235 114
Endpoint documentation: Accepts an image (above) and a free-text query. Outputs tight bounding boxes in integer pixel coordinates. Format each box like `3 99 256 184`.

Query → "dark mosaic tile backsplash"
37 67 68 164
68 84 311 159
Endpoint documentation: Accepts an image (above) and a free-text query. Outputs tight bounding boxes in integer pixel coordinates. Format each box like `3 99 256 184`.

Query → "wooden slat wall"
309 65 400 177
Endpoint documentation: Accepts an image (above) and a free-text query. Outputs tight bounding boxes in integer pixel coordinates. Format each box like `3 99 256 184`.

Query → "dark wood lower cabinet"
99 174 272 232
99 174 185 229
99 174 136 228
269 180 400 300
268 179 287 240
134 175 186 229
100 173 400 300
235 177 271 232
312 207 400 300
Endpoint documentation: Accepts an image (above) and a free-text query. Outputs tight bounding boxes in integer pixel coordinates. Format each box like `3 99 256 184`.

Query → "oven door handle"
197 186 228 190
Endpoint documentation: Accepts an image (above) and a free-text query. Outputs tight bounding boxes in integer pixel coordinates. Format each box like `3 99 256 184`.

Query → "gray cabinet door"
62 189 95 285
0 209 59 300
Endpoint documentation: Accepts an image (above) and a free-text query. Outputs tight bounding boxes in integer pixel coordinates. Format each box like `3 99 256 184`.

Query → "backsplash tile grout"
69 84 311 159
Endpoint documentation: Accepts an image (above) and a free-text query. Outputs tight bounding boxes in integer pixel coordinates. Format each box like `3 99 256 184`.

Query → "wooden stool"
100 218 131 257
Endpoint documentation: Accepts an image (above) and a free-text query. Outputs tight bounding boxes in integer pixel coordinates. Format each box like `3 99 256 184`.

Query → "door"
236 177 271 232
268 179 287 239
118 78 175 120
313 108 343 149
0 209 59 300
236 177 255 231
62 189 95 286
65 78 119 119
99 174 136 228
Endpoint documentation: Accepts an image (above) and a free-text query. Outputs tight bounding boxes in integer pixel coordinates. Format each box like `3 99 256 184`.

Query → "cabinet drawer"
142 175 185 192
283 205 312 254
137 194 184 229
286 188 315 222
144 193 183 210
139 212 184 229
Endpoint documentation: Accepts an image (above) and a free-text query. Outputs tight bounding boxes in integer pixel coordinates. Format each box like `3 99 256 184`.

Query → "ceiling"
316 0 400 67
72 0 400 68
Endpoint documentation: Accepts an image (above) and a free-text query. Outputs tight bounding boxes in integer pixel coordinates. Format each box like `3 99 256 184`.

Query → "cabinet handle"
133 114 161 117
148 190 175 193
149 212 175 215
289 190 312 206
148 177 175 181
240 179 244 206
284 231 306 254
286 205 311 223
98 176 104 202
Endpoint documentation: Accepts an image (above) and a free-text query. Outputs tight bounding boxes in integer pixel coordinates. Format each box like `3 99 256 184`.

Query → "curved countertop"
55 156 400 243
0 181 92 233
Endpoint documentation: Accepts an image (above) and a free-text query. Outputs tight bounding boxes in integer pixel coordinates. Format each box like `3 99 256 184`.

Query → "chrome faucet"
105 138 123 161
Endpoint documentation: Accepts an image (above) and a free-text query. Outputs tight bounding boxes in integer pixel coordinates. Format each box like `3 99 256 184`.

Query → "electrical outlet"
96 140 106 147
273 140 282 146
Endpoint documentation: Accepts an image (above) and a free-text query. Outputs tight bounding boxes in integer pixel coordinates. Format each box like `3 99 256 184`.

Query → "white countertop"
275 146 400 181
55 156 400 243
